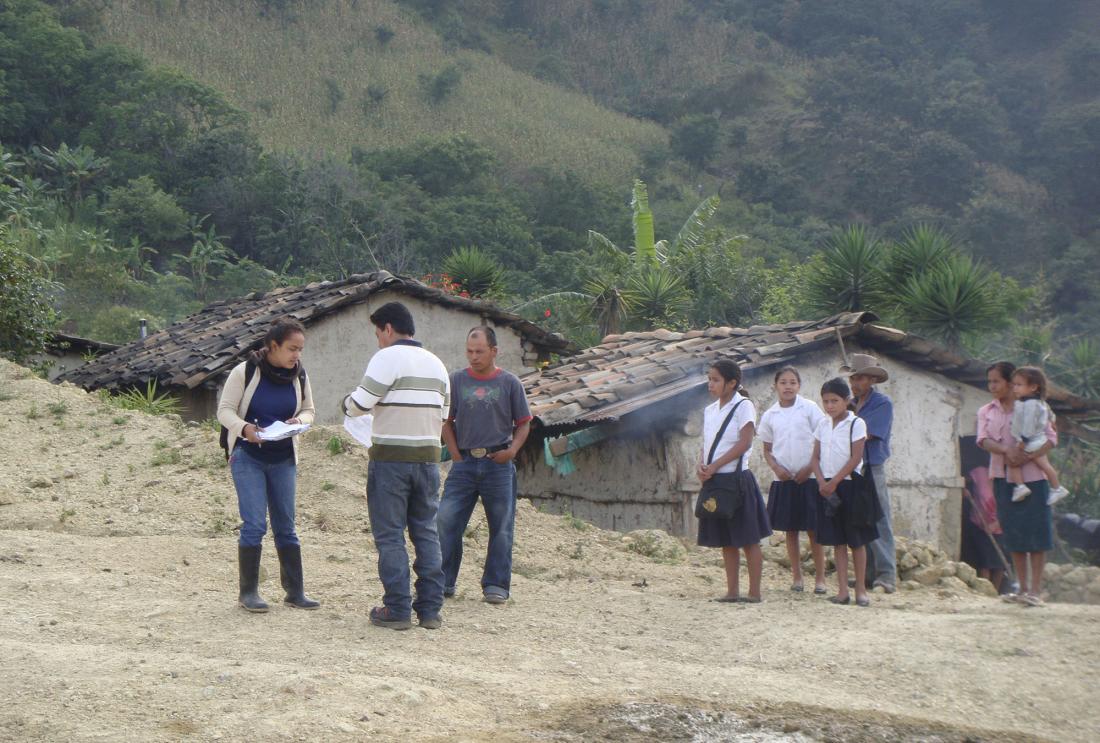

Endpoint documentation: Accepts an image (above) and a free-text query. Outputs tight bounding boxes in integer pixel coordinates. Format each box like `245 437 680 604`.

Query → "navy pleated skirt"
814 480 880 548
697 471 773 548
766 479 820 532
993 478 1053 553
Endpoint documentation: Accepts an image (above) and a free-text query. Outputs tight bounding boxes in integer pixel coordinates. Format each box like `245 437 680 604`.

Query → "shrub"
0 237 59 364
106 380 183 416
418 65 462 104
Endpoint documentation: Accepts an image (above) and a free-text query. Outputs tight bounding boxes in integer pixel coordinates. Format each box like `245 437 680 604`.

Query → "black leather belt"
459 443 510 458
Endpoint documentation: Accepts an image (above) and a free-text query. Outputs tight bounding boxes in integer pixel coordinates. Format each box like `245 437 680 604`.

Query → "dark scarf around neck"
251 349 301 386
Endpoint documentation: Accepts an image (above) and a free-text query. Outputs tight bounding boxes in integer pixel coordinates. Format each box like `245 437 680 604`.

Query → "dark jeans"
230 446 299 548
437 457 517 596
366 460 444 619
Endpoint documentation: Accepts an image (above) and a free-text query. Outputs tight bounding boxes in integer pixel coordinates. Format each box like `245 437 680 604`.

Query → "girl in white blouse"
698 359 772 603
810 377 879 607
759 366 829 594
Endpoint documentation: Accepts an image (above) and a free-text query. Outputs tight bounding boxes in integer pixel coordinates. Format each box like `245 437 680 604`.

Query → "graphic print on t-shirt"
462 382 502 409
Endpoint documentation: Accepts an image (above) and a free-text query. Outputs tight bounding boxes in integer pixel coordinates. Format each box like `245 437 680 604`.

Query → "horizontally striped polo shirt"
342 339 450 462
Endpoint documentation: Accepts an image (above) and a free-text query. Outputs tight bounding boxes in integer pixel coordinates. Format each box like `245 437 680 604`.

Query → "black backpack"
219 359 307 460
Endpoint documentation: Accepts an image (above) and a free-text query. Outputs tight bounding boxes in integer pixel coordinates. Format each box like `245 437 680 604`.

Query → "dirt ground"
1 358 1097 742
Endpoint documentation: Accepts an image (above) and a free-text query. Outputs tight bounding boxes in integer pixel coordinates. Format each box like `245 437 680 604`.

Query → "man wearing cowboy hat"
843 353 897 593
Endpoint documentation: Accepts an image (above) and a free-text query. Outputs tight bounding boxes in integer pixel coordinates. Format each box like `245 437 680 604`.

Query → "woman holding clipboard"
217 317 318 613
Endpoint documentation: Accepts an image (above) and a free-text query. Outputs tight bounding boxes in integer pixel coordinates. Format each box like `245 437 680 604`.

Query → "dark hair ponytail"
710 358 748 398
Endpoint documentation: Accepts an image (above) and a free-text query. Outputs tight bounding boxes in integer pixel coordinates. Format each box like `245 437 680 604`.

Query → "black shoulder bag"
694 400 746 520
846 420 884 530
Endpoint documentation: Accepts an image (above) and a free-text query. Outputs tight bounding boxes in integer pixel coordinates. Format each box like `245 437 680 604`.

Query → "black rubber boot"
238 545 270 613
277 544 320 609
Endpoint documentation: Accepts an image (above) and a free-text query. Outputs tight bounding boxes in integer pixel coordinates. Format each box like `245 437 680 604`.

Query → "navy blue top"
238 376 297 463
854 389 893 466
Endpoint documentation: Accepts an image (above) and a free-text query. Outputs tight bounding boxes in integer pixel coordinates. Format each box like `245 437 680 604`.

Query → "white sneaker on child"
1011 483 1031 502
1047 486 1070 506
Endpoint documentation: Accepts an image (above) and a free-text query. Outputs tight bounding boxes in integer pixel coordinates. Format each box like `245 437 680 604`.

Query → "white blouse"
702 393 756 474
758 395 828 475
814 412 867 481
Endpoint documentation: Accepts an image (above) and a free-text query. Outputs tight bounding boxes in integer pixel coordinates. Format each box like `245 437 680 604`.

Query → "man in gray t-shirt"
438 326 532 604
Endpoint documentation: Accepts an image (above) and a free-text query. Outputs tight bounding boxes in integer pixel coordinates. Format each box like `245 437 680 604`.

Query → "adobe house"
517 312 1100 556
58 271 571 422
35 333 120 382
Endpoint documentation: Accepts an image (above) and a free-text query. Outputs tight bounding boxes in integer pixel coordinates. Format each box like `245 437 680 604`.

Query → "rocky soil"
1 358 1097 742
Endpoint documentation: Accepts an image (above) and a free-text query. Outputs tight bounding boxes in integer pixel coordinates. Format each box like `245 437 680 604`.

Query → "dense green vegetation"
1 0 1097 515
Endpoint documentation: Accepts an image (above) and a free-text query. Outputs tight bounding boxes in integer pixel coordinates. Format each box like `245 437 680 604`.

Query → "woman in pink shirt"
976 361 1057 607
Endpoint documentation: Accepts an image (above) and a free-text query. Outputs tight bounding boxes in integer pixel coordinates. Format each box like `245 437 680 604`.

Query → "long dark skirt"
814 480 880 548
766 479 820 532
697 471 772 548
993 478 1053 554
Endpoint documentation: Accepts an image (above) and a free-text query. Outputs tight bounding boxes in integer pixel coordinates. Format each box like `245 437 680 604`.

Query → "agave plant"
883 224 952 294
1060 338 1100 399
441 246 504 298
804 225 885 315
626 265 692 328
895 253 1005 351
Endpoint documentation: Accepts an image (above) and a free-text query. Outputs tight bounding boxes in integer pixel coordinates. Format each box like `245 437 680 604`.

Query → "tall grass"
98 0 666 184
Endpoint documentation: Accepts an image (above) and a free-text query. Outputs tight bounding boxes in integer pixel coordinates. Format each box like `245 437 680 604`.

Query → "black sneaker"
418 614 443 630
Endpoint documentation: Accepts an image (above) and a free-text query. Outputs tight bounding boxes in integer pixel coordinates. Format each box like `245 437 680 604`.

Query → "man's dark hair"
468 325 497 348
369 301 415 336
821 377 851 399
986 361 1016 383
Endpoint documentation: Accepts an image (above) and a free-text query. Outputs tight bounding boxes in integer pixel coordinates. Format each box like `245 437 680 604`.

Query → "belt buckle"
470 447 488 458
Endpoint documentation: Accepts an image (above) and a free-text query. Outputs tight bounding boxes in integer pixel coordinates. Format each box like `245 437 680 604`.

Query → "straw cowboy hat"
840 353 889 383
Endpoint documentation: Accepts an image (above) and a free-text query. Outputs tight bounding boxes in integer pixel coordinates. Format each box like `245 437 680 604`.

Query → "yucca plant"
1060 339 1100 398
883 224 952 294
108 380 183 417
895 253 1005 351
626 266 692 329
441 246 504 298
805 225 885 315
584 275 635 338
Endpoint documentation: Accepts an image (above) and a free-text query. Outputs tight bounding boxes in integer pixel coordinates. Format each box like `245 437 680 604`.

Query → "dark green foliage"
354 134 495 197
805 226 884 315
0 236 58 362
669 114 720 170
374 25 395 45
418 64 462 103
103 176 189 247
441 246 504 297
323 77 344 115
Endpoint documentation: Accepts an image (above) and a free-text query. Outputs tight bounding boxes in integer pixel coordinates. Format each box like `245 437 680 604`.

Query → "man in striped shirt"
342 301 450 631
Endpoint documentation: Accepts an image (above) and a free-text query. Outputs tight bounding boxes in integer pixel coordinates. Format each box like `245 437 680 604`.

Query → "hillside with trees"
2 1 1098 478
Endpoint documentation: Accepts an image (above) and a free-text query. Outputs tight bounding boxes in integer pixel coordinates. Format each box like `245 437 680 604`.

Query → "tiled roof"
58 271 571 392
523 312 1100 436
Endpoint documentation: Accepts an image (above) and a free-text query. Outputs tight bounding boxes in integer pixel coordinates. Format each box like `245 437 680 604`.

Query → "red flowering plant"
421 272 471 299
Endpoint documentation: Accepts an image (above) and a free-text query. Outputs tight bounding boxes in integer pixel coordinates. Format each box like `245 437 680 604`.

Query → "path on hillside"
0 360 1096 742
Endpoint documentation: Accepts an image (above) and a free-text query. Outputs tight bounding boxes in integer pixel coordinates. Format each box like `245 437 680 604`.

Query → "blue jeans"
866 464 897 584
230 446 299 548
437 457 517 596
366 460 444 620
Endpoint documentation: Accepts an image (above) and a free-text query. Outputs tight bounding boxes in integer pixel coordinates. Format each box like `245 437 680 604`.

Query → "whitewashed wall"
190 292 541 424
